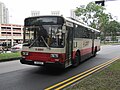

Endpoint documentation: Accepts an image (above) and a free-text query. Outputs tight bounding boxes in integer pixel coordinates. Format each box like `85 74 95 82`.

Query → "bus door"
92 31 95 54
65 27 73 67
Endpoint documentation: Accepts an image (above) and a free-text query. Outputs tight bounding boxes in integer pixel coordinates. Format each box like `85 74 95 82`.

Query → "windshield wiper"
29 36 39 48
41 36 50 50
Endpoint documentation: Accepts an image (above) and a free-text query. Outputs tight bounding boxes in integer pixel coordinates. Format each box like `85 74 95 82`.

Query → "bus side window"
96 32 100 39
88 30 92 39
84 28 89 38
81 26 87 38
74 25 84 38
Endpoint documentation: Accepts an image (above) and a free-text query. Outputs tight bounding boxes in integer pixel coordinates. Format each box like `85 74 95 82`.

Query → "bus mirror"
75 25 78 28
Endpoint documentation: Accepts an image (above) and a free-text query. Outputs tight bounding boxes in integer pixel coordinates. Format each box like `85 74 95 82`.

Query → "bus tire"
72 51 80 67
93 47 97 57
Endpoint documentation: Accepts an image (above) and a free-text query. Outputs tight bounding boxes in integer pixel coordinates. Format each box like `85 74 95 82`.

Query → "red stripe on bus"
24 52 66 63
23 46 99 63
81 48 92 56
72 47 96 58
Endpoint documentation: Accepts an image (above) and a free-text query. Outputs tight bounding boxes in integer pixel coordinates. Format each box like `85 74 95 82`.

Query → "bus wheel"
93 47 97 57
72 52 80 67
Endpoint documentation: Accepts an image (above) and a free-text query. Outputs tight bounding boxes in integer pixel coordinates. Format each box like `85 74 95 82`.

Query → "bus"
20 15 100 68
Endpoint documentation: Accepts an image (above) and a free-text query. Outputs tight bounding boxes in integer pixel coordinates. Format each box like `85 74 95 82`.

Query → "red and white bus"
20 15 100 68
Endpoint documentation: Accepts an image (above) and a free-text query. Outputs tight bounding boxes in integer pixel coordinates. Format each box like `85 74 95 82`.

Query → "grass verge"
66 59 120 90
101 42 120 45
0 52 21 61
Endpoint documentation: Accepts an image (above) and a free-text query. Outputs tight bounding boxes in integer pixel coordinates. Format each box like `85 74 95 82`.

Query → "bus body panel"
21 15 100 68
72 38 100 61
21 47 66 65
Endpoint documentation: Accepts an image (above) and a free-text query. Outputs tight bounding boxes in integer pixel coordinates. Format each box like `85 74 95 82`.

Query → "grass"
0 52 21 61
101 42 120 45
66 59 120 90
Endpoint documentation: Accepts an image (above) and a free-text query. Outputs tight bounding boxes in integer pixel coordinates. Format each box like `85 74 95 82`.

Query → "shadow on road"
25 56 97 76
32 66 73 76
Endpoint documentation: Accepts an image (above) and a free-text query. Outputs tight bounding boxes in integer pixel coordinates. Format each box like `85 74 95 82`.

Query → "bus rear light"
50 54 59 58
21 51 29 56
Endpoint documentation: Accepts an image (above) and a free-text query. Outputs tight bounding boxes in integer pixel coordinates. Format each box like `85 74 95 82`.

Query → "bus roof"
24 15 63 20
64 17 100 33
24 15 100 33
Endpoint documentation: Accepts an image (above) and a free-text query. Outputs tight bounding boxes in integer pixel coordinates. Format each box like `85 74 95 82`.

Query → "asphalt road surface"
0 45 120 90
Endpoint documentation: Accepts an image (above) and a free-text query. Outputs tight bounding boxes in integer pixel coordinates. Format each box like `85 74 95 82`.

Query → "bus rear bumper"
20 58 65 68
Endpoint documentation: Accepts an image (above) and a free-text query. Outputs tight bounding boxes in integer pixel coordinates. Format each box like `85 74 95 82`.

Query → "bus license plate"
34 61 44 65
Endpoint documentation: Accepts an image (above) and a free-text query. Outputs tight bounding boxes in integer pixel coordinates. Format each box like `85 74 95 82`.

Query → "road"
0 45 120 90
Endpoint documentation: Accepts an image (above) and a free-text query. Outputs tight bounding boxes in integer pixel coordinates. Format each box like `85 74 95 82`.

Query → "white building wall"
51 11 60 16
0 24 23 46
0 2 9 24
31 11 40 17
5 8 9 24
70 9 79 20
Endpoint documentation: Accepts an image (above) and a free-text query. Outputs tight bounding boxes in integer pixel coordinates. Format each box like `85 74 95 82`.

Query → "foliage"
105 20 120 41
75 2 112 29
75 2 120 42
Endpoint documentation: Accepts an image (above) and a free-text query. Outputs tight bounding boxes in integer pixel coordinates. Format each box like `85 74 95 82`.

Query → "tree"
75 2 113 43
75 2 112 29
106 20 120 41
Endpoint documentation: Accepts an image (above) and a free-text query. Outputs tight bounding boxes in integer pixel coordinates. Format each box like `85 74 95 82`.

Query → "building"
70 9 79 20
31 11 40 17
0 1 9 24
51 11 60 16
0 24 23 46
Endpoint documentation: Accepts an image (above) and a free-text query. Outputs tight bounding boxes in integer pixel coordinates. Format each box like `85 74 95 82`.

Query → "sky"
0 0 120 25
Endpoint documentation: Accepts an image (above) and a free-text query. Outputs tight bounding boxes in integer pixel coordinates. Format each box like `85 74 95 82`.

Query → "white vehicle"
11 44 23 52
20 15 100 68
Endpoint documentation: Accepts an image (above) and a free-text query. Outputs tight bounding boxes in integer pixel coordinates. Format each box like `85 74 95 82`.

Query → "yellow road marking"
55 57 119 90
45 57 120 90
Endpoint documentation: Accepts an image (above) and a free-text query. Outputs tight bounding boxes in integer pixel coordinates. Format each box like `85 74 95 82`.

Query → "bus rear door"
65 27 73 67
